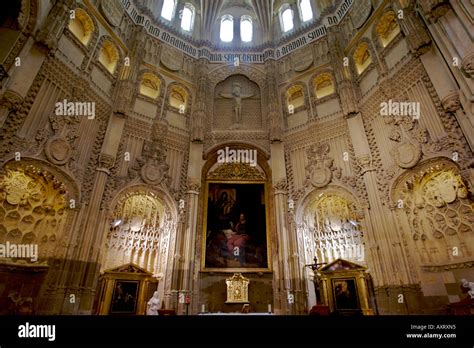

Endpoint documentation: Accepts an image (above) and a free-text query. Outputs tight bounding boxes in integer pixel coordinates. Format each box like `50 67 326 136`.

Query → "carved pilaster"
417 0 451 23
395 3 431 57
35 0 74 52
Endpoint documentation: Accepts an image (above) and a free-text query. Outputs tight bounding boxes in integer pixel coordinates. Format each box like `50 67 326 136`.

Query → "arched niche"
213 74 262 130
0 158 80 261
101 184 178 304
391 157 473 266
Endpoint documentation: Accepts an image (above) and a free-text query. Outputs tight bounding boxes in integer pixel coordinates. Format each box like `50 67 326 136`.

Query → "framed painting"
331 278 360 311
110 280 140 314
202 181 270 272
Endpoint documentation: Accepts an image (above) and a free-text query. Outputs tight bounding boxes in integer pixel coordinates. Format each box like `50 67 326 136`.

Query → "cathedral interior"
0 0 473 316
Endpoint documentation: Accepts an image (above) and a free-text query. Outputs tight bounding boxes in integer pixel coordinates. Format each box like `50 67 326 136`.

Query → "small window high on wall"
99 40 119 74
353 42 372 75
181 3 195 31
281 7 294 32
376 11 400 47
169 85 188 111
68 8 94 46
240 15 253 42
299 0 313 22
314 73 335 99
161 0 176 21
220 15 234 42
140 72 161 100
286 85 305 112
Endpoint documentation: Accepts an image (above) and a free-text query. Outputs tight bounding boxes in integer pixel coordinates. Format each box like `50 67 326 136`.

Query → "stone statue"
146 291 160 315
220 83 253 127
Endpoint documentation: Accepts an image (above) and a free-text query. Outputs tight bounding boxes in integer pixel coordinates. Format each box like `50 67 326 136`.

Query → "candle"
268 304 272 313
201 304 205 313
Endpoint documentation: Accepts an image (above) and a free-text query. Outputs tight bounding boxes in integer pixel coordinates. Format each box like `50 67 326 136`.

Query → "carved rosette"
44 137 72 165
391 141 422 169
461 52 474 78
441 92 461 113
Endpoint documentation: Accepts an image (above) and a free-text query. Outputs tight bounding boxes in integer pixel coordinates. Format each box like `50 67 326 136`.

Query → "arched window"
220 15 234 42
376 11 400 47
281 6 294 32
286 85 305 112
140 72 161 99
68 8 95 46
169 85 188 111
353 42 372 75
240 15 253 42
314 73 335 98
99 40 119 74
161 0 176 21
299 0 313 22
181 3 195 31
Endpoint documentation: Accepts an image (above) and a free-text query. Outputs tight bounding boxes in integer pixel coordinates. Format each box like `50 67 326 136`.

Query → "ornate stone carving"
291 46 313 72
305 144 342 188
160 46 184 72
100 0 122 27
0 90 23 111
351 0 372 29
396 5 431 57
99 154 115 170
207 163 265 181
44 137 72 165
461 52 474 78
391 141 422 169
191 109 205 142
273 178 287 192
35 0 73 51
441 92 461 113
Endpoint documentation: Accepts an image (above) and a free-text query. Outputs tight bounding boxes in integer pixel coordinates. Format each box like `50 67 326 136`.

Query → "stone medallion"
100 0 123 28
291 46 313 72
140 162 166 185
45 137 72 165
391 142 422 169
310 166 332 188
351 0 372 29
160 46 184 72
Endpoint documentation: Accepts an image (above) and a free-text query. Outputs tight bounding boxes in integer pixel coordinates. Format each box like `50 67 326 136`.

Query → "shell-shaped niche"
5 211 21 229
19 215 35 232
21 232 36 244
5 229 22 243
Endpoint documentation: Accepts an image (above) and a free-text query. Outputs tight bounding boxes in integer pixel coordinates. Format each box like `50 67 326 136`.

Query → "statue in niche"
220 83 254 129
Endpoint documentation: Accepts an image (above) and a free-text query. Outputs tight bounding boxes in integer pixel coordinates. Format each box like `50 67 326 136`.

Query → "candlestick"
268 304 272 313
201 304 205 313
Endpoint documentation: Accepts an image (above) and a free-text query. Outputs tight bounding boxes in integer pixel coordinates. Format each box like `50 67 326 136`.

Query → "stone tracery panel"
394 163 473 265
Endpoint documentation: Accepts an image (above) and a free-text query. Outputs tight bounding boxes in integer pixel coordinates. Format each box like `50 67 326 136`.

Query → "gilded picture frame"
201 180 271 273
